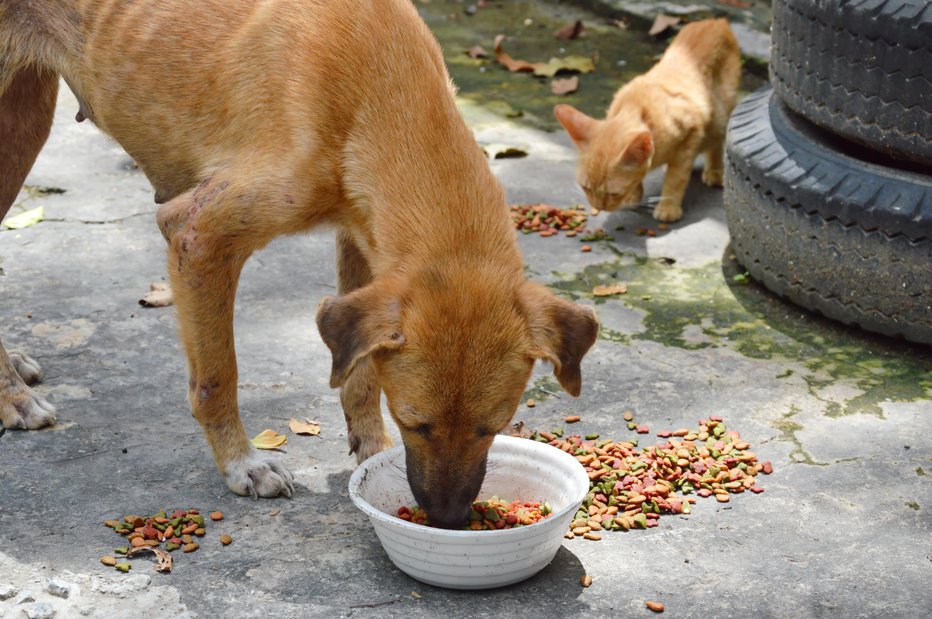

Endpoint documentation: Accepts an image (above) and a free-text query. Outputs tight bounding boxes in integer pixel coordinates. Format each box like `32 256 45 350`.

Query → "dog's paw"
350 430 393 464
702 167 724 187
0 388 57 429
9 351 43 385
224 449 295 499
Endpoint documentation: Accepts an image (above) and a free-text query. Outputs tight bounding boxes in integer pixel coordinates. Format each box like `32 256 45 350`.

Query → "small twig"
348 599 399 610
537 387 562 399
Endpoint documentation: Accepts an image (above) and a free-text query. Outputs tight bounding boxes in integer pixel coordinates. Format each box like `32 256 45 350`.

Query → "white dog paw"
224 449 295 498
9 352 43 385
0 388 57 429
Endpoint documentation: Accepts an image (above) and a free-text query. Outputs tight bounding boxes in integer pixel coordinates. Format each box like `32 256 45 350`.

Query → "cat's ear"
554 104 596 149
619 131 654 167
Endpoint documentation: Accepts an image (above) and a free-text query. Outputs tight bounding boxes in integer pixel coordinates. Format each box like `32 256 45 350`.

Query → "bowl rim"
348 434 589 537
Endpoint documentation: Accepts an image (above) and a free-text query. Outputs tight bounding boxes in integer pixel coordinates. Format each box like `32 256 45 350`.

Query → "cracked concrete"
2 3 931 617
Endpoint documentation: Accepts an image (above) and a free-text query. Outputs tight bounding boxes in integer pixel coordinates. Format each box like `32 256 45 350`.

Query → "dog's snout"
405 449 486 529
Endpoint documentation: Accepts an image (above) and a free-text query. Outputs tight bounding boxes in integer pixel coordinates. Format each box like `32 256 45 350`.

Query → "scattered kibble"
580 245 592 252
580 574 593 587
510 203 589 237
564 415 581 423
397 497 552 530
219 534 233 546
528 416 771 538
526 399 536 408
102 507 232 573
646 600 665 613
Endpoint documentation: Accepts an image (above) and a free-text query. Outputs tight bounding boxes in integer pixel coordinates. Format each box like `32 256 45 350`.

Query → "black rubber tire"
770 0 932 166
723 87 932 344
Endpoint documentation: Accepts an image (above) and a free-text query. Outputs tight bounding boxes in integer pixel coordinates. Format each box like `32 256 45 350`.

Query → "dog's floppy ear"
522 282 599 397
316 283 405 388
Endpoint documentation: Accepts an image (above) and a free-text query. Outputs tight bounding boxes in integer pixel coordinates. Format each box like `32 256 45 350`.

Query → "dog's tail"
0 66 59 216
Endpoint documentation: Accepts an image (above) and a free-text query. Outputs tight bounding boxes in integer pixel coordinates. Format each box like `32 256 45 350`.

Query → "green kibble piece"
469 509 482 521
114 547 129 555
164 542 181 552
115 563 131 573
485 509 500 522
585 433 600 440
713 425 725 437
551 428 564 437
191 515 205 527
154 523 167 532
627 422 637 431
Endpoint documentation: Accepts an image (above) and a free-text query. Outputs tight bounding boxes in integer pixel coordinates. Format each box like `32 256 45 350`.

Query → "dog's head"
317 267 598 529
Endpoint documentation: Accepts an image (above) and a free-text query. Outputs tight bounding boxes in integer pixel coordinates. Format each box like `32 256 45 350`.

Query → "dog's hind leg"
0 66 59 430
157 174 295 498
336 231 392 463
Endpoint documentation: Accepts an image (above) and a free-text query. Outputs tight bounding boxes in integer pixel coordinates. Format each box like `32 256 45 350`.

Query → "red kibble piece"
761 461 773 474
636 425 649 434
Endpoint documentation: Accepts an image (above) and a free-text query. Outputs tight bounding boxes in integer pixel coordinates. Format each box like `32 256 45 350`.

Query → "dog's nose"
423 501 472 530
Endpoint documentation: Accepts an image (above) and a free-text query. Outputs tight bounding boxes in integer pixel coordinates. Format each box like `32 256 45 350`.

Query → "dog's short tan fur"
1 0 598 525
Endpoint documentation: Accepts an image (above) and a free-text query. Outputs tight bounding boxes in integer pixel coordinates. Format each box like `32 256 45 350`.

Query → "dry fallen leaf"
127 545 173 573
139 282 173 307
466 45 488 58
532 55 595 78
289 417 321 436
2 206 44 230
554 20 585 40
649 14 681 37
592 283 628 296
551 75 579 95
483 143 528 159
251 429 287 450
493 34 540 73
509 420 534 439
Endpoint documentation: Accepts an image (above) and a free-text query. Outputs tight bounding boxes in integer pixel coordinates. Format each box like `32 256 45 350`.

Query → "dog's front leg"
157 176 294 498
336 231 392 462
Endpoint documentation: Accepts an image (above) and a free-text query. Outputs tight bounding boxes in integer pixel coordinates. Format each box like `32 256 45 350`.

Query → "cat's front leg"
653 153 696 222
701 135 726 187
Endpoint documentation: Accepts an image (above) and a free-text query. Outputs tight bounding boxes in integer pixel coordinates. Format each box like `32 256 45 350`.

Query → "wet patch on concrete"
546 250 932 419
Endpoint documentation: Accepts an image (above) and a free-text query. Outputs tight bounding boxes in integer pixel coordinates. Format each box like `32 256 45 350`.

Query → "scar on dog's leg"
335 231 392 462
158 177 294 498
0 67 60 430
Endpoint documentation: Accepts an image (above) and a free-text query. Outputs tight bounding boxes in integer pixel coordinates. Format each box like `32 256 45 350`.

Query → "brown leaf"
493 34 543 73
289 417 321 436
466 45 488 59
554 20 585 40
648 14 681 37
508 420 534 439
592 283 628 297
139 282 173 307
551 75 579 95
127 545 173 573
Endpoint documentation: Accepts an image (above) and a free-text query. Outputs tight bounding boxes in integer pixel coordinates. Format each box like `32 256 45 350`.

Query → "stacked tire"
723 0 932 344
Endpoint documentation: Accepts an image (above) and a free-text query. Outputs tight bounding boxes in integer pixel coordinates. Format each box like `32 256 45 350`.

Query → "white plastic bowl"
348 434 589 590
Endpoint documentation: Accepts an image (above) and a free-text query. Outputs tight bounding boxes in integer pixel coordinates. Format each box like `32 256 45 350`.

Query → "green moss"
905 501 920 511
547 252 932 418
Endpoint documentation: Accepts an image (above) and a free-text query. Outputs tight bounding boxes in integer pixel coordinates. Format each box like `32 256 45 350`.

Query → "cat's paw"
702 168 724 187
653 204 683 222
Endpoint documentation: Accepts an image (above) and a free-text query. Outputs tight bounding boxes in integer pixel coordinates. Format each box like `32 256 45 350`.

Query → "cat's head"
554 104 653 212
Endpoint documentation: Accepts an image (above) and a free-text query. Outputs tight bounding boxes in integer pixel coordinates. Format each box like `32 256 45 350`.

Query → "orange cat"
555 19 741 222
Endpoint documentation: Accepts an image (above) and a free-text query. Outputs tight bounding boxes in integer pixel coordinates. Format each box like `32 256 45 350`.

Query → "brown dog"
0 0 598 526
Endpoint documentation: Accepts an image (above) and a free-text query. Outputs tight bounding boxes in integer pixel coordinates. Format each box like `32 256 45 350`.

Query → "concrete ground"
1 4 930 618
